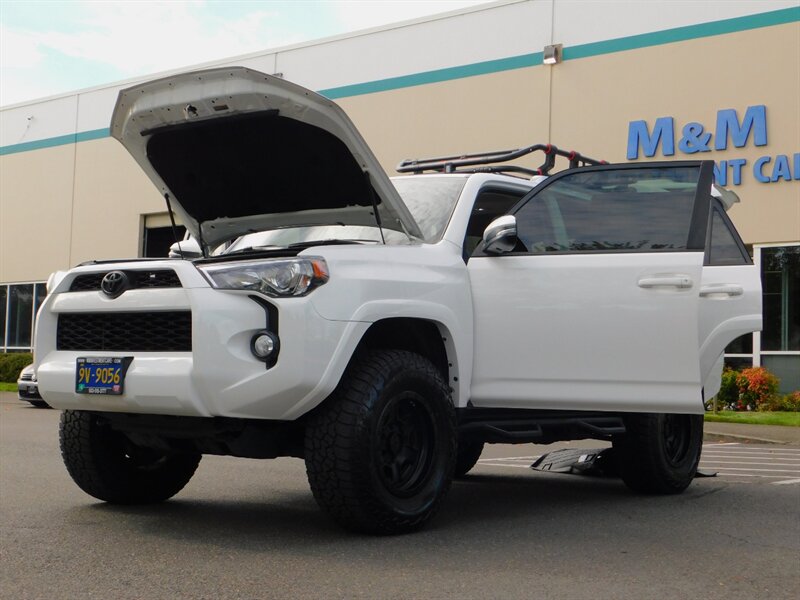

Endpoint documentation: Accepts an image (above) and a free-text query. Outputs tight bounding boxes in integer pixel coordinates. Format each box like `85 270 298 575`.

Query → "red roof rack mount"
397 143 604 177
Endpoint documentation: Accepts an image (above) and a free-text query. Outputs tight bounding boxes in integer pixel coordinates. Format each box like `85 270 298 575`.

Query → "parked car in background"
17 365 48 408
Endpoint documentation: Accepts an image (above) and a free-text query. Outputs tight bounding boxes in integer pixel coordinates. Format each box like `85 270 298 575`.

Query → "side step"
457 408 626 444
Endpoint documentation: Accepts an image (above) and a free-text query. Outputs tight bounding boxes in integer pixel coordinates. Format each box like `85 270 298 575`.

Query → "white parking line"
714 473 789 479
702 450 800 456
478 456 541 462
773 478 800 485
703 447 800 453
697 467 800 473
701 452 800 462
700 461 800 467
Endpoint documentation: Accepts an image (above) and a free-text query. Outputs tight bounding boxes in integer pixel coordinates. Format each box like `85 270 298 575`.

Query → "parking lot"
2 394 799 600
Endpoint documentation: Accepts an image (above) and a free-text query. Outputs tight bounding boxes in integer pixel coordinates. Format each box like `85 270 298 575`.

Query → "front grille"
20 373 34 382
69 270 181 292
57 312 192 351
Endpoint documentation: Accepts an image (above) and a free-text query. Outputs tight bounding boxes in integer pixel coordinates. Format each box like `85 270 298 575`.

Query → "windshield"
224 225 407 254
222 175 467 253
392 176 467 242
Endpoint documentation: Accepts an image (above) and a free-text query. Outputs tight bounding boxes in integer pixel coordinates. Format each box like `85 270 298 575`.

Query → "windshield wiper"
223 239 377 256
284 239 379 249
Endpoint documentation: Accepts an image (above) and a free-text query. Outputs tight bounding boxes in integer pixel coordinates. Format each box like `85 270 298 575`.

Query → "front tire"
614 413 703 494
59 410 201 504
305 350 456 534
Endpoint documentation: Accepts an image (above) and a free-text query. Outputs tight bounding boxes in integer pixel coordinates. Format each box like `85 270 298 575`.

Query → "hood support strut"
365 172 386 245
165 192 206 259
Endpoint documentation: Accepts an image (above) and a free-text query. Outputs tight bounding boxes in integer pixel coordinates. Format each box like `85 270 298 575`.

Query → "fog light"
251 331 279 361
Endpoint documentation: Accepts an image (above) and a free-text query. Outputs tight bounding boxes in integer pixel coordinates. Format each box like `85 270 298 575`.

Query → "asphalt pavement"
2 392 799 600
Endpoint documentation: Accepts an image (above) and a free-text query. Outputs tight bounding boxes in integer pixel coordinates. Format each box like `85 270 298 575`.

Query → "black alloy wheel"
376 393 436 497
663 414 692 467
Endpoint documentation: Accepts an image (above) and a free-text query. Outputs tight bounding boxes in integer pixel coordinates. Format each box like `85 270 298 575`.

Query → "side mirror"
482 215 517 255
168 236 203 259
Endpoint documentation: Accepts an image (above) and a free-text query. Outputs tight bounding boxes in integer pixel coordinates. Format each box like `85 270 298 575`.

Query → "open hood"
111 67 422 249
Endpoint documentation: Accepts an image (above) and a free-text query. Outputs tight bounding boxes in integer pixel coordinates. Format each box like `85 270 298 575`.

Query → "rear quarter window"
707 206 750 265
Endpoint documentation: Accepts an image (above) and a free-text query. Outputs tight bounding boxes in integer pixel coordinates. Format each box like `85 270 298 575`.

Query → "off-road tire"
614 413 703 494
304 350 456 534
454 440 484 478
59 410 201 504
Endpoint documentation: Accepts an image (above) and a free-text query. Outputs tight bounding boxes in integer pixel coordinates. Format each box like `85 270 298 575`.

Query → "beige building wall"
0 139 165 281
549 22 800 246
339 66 551 172
0 145 76 282
69 138 165 266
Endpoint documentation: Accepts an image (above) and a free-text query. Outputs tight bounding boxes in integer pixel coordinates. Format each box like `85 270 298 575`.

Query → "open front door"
468 161 715 414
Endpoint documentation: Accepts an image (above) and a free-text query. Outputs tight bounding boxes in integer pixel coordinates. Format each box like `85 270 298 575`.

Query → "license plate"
76 357 133 395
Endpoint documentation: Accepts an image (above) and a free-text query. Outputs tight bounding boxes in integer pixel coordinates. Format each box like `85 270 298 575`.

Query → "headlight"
198 257 329 297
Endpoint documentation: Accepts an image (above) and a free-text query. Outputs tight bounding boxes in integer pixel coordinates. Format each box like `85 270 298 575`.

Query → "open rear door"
697 200 762 400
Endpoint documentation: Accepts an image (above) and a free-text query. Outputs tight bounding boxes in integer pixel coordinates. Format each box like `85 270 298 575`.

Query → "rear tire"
305 350 456 534
454 440 484 478
614 413 703 494
59 410 201 504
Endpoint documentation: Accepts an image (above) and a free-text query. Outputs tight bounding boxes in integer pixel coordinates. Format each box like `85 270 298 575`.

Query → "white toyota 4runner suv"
35 68 761 534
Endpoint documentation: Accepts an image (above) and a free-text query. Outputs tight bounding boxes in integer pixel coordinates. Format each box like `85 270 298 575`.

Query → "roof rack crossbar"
397 143 605 176
447 165 539 176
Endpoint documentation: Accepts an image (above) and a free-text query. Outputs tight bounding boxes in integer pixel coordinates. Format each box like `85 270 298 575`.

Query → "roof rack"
396 143 606 177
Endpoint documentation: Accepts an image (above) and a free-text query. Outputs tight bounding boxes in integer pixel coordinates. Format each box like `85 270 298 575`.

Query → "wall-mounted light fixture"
543 44 562 65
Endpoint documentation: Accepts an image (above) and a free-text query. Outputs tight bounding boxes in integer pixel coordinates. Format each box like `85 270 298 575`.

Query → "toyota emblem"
100 271 129 298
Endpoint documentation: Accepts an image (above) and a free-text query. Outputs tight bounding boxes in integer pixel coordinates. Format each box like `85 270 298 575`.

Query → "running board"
457 408 626 444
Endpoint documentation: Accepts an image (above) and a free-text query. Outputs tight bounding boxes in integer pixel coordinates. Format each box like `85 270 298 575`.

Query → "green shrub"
758 390 800 412
708 366 784 412
737 367 780 411
708 368 740 411
0 353 34 383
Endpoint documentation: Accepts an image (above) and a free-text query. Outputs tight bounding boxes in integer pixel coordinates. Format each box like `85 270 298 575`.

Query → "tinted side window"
708 208 749 265
514 167 700 253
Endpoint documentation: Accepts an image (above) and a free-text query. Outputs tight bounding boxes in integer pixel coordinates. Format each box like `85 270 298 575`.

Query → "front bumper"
17 382 42 400
35 262 363 421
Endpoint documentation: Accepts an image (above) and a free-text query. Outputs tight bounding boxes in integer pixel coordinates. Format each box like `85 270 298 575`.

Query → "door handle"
637 275 693 289
700 284 744 297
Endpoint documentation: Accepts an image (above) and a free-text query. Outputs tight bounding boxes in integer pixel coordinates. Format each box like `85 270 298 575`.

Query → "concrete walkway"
704 421 800 445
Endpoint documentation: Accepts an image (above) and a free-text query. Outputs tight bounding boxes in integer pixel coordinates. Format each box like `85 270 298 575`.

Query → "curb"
704 432 787 445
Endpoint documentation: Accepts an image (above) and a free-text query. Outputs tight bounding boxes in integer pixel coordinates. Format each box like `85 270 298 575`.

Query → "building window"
143 225 187 258
1 282 46 353
142 213 186 258
755 244 800 394
8 284 33 348
761 245 799 351
0 287 6 350
724 333 753 371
